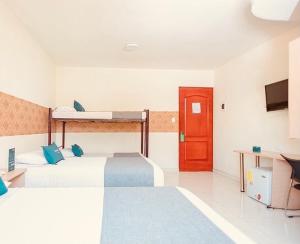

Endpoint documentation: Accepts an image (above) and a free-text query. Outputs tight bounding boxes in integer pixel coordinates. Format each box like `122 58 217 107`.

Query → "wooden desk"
0 168 26 188
235 150 300 209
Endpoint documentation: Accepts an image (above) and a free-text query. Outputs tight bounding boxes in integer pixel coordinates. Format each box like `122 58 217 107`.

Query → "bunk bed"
48 108 150 157
24 108 164 187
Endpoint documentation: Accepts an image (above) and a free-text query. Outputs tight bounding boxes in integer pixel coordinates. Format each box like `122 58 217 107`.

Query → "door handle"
180 132 185 142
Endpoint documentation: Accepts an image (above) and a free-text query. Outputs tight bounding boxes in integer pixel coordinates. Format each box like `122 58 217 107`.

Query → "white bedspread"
0 187 253 244
18 156 164 187
0 188 103 244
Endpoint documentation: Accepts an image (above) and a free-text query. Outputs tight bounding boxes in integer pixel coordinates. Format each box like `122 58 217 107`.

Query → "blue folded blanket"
104 157 154 187
113 152 141 157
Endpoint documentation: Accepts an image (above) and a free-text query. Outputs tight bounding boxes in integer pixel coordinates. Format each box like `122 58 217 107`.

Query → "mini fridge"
246 167 272 206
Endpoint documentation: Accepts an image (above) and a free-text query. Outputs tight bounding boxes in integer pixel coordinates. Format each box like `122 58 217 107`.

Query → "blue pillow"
42 143 64 164
74 100 85 112
0 177 8 196
72 144 84 157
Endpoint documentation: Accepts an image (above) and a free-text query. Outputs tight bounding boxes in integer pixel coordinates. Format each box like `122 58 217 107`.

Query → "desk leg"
240 153 245 192
255 156 260 168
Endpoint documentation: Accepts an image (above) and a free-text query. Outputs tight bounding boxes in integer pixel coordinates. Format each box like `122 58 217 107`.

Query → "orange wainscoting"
0 92 50 136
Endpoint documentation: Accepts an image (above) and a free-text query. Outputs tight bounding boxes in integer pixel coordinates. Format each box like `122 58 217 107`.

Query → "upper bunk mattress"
52 111 146 121
52 111 113 120
112 111 146 120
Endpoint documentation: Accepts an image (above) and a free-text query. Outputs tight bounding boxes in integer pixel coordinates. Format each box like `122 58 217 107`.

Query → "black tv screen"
265 79 288 112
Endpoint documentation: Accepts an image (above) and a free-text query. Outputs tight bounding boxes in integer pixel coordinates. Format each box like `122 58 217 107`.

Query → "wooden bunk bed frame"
47 109 150 157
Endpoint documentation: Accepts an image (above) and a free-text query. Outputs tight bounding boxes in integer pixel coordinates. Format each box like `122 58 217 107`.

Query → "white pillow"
16 150 47 165
60 148 74 158
54 106 76 112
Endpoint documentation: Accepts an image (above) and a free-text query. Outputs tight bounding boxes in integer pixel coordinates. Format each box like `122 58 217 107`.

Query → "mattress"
112 111 146 120
52 111 113 120
113 152 141 157
0 187 254 244
17 155 164 187
52 111 146 120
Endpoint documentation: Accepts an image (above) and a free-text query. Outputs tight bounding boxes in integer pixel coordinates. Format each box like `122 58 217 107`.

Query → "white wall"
289 37 300 139
0 2 55 168
56 67 214 111
56 132 178 169
214 27 300 179
0 2 55 107
56 67 214 169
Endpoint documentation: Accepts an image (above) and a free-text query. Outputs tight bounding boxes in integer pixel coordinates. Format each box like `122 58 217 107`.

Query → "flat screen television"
265 79 288 112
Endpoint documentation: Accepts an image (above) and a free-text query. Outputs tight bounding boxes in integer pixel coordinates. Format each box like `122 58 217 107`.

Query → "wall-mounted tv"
265 79 288 112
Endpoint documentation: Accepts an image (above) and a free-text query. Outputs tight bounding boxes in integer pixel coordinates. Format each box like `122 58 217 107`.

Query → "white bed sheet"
141 154 164 186
83 152 114 158
0 187 253 244
52 111 112 120
0 188 103 244
18 156 164 187
18 157 106 187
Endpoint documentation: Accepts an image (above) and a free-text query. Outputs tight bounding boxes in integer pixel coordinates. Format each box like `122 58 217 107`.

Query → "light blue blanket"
113 152 141 157
101 187 234 244
104 157 154 187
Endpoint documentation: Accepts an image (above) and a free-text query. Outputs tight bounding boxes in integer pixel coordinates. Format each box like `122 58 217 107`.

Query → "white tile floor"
164 170 300 244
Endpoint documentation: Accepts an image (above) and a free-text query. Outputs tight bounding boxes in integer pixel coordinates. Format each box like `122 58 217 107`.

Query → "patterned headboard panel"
0 92 49 136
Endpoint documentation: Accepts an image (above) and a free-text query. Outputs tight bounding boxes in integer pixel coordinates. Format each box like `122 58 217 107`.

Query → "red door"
179 87 213 171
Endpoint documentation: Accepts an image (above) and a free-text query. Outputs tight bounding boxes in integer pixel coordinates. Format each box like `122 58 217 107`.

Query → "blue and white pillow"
72 144 84 157
74 100 85 112
42 143 65 164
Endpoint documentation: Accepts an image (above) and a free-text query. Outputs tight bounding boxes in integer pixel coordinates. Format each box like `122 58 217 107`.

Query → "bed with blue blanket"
16 151 164 187
0 186 254 244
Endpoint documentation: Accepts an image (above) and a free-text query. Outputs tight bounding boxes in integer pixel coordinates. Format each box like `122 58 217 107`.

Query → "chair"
281 154 300 218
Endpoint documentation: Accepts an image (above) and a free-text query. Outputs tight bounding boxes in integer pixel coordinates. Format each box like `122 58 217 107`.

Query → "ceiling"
2 0 299 69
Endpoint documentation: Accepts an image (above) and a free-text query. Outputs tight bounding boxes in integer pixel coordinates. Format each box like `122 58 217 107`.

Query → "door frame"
178 86 214 171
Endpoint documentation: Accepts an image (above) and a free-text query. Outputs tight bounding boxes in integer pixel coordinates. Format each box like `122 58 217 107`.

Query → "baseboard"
213 168 239 182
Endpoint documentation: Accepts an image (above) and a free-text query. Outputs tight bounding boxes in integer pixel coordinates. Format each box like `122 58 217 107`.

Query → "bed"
0 187 254 244
52 110 147 120
16 151 164 187
50 108 150 157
